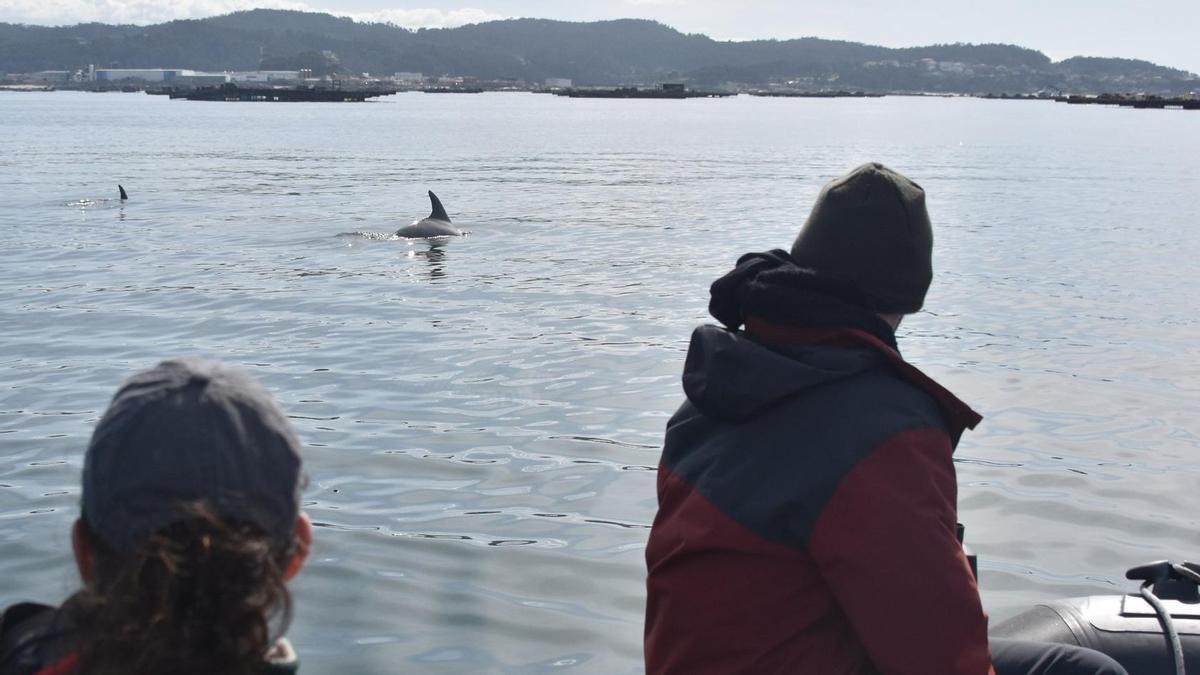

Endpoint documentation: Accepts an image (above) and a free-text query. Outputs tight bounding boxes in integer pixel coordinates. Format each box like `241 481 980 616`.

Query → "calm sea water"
1 90 1199 673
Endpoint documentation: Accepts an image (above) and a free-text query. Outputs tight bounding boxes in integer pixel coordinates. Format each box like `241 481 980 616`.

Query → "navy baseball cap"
82 358 304 552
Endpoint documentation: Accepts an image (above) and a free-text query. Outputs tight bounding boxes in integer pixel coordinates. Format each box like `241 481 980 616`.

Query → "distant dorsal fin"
118 184 128 200
428 191 450 223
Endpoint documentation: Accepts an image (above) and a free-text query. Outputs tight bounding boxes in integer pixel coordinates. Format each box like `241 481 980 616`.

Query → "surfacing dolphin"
118 185 128 201
395 191 463 238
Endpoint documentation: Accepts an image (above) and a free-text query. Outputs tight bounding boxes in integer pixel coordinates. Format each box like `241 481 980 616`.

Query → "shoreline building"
95 69 186 82
91 68 300 85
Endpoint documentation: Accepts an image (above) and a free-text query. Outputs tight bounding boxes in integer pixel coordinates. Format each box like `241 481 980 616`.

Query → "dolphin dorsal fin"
118 184 128 200
428 191 450 223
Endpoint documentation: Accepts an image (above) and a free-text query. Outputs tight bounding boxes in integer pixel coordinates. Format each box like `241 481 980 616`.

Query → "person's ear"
71 518 95 586
283 512 312 581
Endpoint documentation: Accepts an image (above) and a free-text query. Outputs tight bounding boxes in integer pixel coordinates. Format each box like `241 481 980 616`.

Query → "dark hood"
685 250 981 437
708 249 897 349
685 250 900 422
682 325 884 423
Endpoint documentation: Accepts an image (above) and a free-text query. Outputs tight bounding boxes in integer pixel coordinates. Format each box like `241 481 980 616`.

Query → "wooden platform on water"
168 83 397 102
555 84 734 99
749 91 884 98
1056 94 1200 110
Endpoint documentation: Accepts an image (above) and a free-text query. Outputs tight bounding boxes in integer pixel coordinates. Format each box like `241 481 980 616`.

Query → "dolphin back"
118 185 128 200
428 191 450 223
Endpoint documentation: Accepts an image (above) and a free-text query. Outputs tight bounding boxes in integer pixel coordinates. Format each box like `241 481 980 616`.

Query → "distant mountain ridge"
1 9 1196 94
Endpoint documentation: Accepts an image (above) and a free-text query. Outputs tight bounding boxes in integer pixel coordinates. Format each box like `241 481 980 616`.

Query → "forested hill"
1 9 1196 94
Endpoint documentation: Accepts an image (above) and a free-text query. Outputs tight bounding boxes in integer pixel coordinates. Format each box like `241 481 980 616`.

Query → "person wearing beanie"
0 358 310 675
644 164 1126 675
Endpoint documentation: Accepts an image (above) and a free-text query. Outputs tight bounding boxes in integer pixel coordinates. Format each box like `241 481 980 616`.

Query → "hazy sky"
4 0 1197 74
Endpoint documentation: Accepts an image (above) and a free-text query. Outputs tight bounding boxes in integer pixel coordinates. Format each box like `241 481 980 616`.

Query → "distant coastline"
7 85 1197 114
1 10 1197 97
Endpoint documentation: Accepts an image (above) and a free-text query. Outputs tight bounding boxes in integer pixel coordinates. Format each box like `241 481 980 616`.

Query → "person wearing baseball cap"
0 358 310 675
644 164 1126 674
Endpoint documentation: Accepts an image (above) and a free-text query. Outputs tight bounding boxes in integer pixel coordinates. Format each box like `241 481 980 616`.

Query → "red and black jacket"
0 601 299 675
645 250 989 674
0 603 74 675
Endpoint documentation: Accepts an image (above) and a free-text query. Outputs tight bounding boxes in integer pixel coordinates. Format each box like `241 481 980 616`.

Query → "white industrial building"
226 70 301 83
91 68 299 84
95 69 187 82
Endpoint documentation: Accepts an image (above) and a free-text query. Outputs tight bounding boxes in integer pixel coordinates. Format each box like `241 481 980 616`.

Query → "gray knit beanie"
790 162 933 313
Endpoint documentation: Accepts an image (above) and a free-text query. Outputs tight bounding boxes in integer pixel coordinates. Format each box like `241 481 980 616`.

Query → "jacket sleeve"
807 427 994 675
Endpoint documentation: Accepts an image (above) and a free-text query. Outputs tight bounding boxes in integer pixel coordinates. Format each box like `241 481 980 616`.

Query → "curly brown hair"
70 502 295 675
